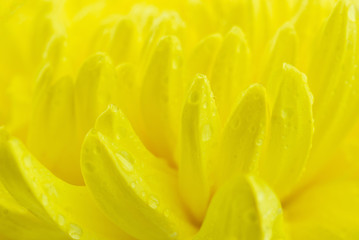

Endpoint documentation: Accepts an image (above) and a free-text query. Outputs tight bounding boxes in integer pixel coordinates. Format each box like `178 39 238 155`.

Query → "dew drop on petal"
202 124 212 141
69 223 83 240
148 195 159 209
41 194 48 206
116 150 134 172
58 215 65 226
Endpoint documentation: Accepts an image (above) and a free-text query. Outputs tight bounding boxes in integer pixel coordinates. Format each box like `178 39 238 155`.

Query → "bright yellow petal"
259 63 314 198
0 127 132 240
82 105 196 240
0 181 67 240
184 33 222 83
75 52 117 139
194 175 286 239
259 23 298 94
178 74 220 223
141 35 183 163
285 180 359 240
304 1 359 182
139 11 185 70
213 84 268 188
210 26 251 121
107 17 139 64
28 76 82 185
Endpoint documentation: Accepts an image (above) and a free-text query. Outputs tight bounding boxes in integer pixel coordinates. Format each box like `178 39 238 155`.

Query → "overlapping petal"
0 127 132 240
82 105 196 240
194 175 286 239
260 63 314 198
178 74 220 223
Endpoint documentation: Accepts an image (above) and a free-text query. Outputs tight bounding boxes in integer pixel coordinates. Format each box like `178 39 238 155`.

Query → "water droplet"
203 102 208 109
244 210 258 223
255 138 263 146
189 89 201 104
141 191 147 199
84 162 94 172
131 182 136 188
280 110 287 119
41 194 48 206
116 151 134 172
202 124 212 141
163 209 170 217
170 232 178 239
24 156 32 167
69 224 82 239
348 5 356 22
58 215 65 226
148 195 159 209
45 184 58 197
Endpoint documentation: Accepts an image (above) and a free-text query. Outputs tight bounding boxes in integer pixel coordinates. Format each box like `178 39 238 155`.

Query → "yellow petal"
0 181 67 240
213 84 268 188
107 17 139 64
260 23 298 93
194 175 286 240
185 33 222 83
0 127 132 240
28 76 82 185
259 63 314 198
304 1 358 181
114 63 143 133
81 105 196 240
141 35 183 162
75 53 117 138
140 11 185 70
178 74 220 223
285 180 359 240
210 26 251 121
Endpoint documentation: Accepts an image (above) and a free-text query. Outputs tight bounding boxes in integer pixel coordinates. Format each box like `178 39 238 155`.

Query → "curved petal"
178 74 220 222
0 127 133 240
185 33 222 83
210 26 251 121
28 76 82 185
213 84 268 188
259 63 314 198
141 35 183 162
260 23 298 98
81 105 196 240
305 1 359 180
75 53 118 139
0 181 68 240
194 175 286 239
285 180 359 240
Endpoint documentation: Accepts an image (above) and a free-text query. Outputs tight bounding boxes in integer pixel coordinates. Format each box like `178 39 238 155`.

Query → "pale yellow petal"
82 105 196 240
259 63 314 198
194 175 286 240
178 74 220 223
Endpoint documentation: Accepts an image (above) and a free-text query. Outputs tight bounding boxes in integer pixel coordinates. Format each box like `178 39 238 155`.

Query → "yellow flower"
1 0 359 239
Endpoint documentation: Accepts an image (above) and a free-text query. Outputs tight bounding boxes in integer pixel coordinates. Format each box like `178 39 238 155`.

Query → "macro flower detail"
1 0 359 240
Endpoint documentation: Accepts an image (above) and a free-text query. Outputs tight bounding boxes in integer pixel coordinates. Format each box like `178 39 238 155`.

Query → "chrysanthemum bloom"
1 0 359 239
